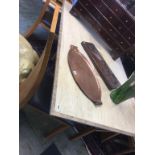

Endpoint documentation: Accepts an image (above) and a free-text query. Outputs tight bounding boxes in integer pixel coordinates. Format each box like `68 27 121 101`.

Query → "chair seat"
19 0 43 34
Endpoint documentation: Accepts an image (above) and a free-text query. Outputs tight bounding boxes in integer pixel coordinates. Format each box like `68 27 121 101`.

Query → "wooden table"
50 1 135 136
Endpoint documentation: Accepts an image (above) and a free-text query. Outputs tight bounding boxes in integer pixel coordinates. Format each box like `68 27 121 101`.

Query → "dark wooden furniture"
70 0 135 60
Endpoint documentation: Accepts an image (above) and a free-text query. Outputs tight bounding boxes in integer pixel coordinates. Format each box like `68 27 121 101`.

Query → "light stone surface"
50 1 135 136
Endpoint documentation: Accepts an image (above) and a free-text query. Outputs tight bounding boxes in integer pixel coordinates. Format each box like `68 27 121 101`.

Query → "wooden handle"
50 4 60 33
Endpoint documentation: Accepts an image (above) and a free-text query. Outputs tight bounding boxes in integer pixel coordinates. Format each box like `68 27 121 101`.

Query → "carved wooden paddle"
68 45 102 105
81 41 121 90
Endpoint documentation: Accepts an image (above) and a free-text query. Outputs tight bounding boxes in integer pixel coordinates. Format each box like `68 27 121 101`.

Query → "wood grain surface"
50 1 135 136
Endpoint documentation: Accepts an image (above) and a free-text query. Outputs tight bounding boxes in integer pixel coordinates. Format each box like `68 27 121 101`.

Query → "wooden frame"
19 4 61 109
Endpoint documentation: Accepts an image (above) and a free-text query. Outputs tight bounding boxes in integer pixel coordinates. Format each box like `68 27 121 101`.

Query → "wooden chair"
19 0 99 142
19 0 71 140
19 1 60 108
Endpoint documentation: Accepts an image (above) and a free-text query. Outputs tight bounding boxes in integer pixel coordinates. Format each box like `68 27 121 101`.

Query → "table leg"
101 133 120 143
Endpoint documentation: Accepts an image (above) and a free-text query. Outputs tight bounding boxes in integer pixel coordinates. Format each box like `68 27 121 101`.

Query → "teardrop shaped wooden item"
68 45 102 105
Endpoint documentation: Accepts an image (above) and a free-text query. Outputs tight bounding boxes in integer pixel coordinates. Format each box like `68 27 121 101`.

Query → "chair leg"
40 22 50 32
114 148 135 155
45 124 70 140
101 133 120 143
25 105 71 140
69 127 96 141
128 136 135 149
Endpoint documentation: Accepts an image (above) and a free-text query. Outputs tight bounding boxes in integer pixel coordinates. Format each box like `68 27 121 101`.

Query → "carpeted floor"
19 107 89 155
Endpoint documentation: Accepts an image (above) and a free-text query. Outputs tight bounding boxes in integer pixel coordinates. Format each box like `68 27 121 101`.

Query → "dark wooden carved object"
81 41 120 90
68 45 102 105
70 0 135 60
